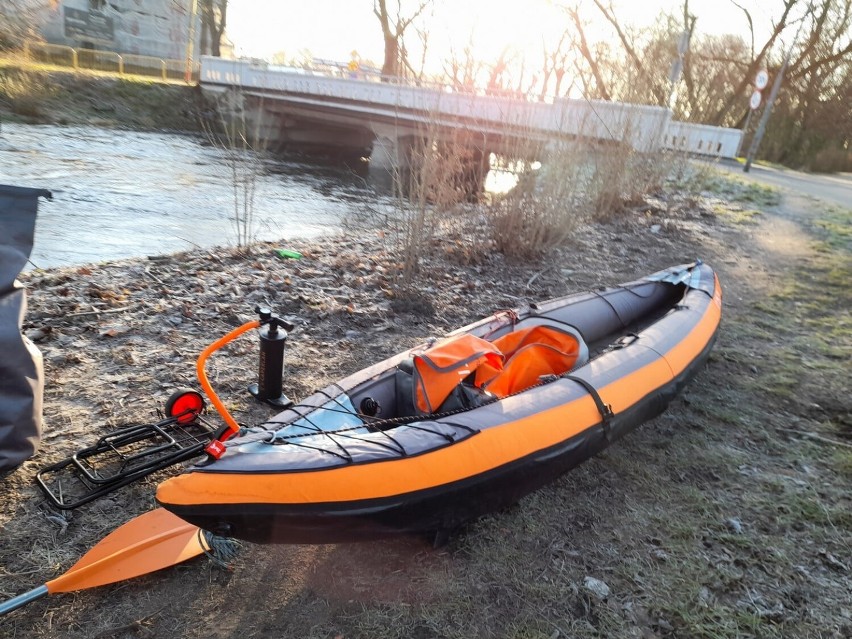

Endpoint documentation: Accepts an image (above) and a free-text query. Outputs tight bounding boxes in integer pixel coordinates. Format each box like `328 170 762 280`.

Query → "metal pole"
744 15 807 172
736 108 754 158
0 585 49 615
184 0 198 84
668 17 696 110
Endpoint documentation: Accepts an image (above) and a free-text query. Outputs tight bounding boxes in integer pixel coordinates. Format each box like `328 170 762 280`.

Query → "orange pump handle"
196 320 260 444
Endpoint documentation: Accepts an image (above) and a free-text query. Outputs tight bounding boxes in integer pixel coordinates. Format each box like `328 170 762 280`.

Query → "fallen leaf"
99 325 131 337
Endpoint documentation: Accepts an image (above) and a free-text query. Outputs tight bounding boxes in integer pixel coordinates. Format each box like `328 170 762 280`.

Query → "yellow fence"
22 41 199 83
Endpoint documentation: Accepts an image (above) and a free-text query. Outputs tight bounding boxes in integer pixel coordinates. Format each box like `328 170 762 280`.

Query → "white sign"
750 90 762 110
755 69 769 90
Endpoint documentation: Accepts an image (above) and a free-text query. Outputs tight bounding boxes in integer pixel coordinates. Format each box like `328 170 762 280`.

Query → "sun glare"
438 0 564 61
227 0 775 93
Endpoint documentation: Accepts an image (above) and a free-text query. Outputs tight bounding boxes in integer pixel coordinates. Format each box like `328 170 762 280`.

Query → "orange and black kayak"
157 261 721 544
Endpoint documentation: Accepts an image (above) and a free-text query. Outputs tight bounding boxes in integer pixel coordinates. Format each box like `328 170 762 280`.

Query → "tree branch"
567 5 612 101
728 0 755 59
710 0 799 124
591 0 668 105
681 0 698 115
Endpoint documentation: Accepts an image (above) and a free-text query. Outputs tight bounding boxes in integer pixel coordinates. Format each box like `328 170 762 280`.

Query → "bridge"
199 56 742 178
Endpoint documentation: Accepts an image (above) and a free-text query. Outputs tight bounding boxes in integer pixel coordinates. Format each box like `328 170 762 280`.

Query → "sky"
226 0 787 68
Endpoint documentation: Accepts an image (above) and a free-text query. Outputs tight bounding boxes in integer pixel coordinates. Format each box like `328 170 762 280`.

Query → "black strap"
591 289 628 329
562 375 614 441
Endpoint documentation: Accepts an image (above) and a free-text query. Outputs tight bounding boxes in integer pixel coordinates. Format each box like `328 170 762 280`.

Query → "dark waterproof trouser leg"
0 185 51 472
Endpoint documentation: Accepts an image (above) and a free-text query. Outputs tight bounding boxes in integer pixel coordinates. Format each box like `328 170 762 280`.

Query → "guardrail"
21 41 199 83
663 121 743 159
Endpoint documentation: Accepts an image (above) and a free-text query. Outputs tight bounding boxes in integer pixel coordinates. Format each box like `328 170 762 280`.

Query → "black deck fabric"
0 185 51 472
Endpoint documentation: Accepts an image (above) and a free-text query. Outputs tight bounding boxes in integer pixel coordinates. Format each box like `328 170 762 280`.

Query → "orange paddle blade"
46 508 207 594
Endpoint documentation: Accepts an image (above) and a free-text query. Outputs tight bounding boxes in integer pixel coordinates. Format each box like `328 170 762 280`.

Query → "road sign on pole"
744 16 808 173
755 69 769 90
749 90 762 110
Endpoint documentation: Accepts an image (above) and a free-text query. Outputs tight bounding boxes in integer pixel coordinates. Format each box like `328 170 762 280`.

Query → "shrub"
810 147 852 173
387 121 478 288
488 140 589 260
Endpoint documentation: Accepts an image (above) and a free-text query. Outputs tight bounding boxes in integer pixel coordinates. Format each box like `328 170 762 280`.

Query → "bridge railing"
262 57 557 104
21 40 199 83
663 121 743 158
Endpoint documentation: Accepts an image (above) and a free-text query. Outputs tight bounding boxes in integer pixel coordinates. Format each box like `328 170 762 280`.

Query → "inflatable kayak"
157 261 722 544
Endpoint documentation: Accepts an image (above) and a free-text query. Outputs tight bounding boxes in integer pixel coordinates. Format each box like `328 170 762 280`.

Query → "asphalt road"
715 158 852 210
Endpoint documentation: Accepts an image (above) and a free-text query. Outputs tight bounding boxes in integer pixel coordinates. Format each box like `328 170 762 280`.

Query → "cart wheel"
165 389 206 423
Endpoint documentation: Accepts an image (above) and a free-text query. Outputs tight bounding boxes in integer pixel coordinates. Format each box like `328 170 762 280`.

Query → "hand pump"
248 306 295 408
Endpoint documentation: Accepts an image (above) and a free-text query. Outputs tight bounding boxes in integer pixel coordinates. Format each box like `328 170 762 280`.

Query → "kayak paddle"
0 508 231 615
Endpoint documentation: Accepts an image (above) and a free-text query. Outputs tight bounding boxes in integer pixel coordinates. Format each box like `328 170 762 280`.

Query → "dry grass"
486 112 687 259
0 59 205 129
381 103 691 279
488 138 587 260
0 65 53 117
386 119 484 289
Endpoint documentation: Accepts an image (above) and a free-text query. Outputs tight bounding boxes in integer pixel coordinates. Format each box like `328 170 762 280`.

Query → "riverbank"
0 62 205 131
1 173 850 637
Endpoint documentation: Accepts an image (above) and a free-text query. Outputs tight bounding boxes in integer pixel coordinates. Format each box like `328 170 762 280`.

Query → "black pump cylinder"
249 307 294 408
256 323 286 401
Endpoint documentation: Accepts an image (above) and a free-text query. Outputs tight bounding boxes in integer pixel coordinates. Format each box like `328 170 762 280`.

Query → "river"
0 123 390 269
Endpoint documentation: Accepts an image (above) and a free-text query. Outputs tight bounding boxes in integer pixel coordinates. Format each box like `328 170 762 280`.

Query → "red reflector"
205 440 226 459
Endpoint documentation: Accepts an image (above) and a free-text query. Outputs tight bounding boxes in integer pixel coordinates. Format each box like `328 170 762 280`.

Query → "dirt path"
1 173 849 638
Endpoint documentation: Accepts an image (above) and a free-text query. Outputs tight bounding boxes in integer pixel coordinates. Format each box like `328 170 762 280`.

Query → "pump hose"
196 320 260 442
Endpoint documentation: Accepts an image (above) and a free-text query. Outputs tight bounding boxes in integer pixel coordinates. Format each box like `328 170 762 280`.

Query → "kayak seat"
394 357 494 418
411 334 503 414
484 324 587 398
395 325 588 416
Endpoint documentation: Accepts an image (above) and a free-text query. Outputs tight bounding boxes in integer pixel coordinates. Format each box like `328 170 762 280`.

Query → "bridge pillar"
248 107 283 149
369 126 492 198
369 136 398 171
369 123 420 176
369 134 412 174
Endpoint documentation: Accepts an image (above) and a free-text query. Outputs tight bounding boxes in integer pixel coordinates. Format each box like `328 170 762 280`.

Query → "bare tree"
485 46 512 94
556 0 850 169
762 0 852 169
708 0 798 124
538 30 573 100
677 33 752 124
199 0 228 57
591 0 670 105
565 5 613 100
729 0 756 59
442 35 483 92
373 0 430 79
407 19 431 81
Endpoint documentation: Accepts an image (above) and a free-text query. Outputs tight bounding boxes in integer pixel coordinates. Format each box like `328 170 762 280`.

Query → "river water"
0 123 389 269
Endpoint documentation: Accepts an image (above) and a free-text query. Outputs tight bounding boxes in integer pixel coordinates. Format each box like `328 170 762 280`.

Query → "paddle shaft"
0 585 48 616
